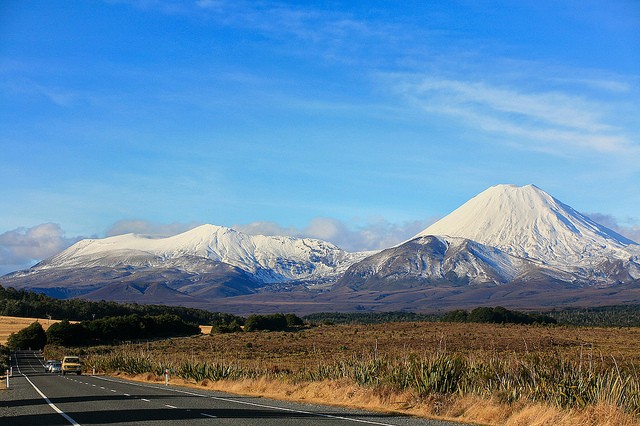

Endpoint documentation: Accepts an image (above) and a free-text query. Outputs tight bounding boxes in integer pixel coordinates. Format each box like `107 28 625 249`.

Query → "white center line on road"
124 393 130 396
141 398 150 402
201 413 218 418
110 389 117 392
95 376 397 426
22 374 81 426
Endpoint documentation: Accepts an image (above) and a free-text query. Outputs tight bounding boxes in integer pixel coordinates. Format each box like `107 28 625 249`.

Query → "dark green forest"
303 311 440 324
440 306 556 325
545 305 640 327
304 305 640 327
46 314 200 346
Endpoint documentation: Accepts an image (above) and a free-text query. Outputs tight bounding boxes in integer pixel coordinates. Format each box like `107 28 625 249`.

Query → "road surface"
1 351 466 426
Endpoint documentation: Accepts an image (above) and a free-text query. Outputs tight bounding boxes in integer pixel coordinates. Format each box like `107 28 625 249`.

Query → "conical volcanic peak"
415 184 637 265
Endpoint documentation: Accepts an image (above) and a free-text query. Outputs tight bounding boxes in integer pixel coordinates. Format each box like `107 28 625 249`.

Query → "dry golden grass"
114 372 639 426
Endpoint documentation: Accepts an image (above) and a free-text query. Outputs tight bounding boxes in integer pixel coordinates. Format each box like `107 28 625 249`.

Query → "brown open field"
111 321 640 370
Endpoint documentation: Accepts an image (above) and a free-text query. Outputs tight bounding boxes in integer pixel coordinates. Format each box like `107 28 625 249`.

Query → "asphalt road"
1 351 466 426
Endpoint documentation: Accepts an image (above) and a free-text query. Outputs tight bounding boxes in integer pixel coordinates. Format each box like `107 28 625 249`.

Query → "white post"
92 368 95 376
5 370 8 389
164 368 168 386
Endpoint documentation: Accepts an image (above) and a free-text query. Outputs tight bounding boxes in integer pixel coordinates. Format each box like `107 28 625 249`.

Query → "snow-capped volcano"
33 224 367 283
415 184 639 267
337 184 640 291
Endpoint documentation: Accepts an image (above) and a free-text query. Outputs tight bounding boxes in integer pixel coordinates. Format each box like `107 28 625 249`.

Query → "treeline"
441 306 557 325
303 311 440 325
545 305 640 327
4 314 200 350
47 314 200 346
0 285 242 326
4 313 305 351
304 308 555 325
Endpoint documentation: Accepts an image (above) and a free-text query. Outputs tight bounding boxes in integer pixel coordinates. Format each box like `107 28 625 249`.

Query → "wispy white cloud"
4 77 81 107
233 217 436 252
194 0 376 43
113 0 393 64
396 76 638 157
551 77 632 93
0 224 83 274
586 213 640 244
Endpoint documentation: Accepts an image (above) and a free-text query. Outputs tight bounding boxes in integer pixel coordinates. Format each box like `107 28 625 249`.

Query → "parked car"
44 360 56 372
61 356 82 375
49 362 62 374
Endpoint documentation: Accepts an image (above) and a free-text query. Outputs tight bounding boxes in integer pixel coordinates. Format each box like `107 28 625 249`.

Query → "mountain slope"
335 235 535 290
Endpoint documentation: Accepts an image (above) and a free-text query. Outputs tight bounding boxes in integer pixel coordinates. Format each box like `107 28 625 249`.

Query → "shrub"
244 314 288 331
7 321 47 350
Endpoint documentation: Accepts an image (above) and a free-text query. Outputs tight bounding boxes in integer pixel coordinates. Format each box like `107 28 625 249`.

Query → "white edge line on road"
200 413 217 418
95 376 395 426
22 374 81 426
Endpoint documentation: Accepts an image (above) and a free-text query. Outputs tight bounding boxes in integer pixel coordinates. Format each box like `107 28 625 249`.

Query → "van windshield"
65 357 80 363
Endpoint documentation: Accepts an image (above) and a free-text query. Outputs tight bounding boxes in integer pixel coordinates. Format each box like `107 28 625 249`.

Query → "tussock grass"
83 350 640 415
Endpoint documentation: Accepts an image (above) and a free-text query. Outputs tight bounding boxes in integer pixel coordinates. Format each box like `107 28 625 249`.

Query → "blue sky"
1 0 639 274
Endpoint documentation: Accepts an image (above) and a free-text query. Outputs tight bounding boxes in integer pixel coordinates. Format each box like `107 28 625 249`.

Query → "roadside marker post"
5 369 9 389
164 369 169 386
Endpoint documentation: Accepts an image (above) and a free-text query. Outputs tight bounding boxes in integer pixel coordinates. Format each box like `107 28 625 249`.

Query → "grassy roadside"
110 371 638 426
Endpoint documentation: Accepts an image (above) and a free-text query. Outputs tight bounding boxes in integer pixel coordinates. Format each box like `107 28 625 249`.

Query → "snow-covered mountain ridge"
33 224 372 283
